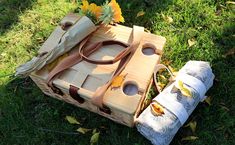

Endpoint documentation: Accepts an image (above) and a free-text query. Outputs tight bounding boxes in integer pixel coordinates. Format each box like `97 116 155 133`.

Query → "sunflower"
79 0 124 25
108 0 124 23
80 0 89 12
79 0 102 22
89 3 102 19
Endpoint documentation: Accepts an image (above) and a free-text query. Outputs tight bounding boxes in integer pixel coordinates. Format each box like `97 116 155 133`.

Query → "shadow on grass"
173 19 235 145
0 0 36 35
0 1 174 144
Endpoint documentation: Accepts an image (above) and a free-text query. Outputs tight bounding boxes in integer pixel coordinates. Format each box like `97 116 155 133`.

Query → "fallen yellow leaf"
162 60 172 66
178 80 184 88
77 127 92 134
159 75 167 81
181 87 192 97
222 48 235 58
136 10 145 17
151 102 165 116
204 96 212 106
90 131 100 145
181 136 199 141
188 38 197 47
162 14 173 23
226 1 235 4
157 82 166 91
184 121 197 133
177 80 192 97
168 65 176 73
65 116 80 125
111 74 126 89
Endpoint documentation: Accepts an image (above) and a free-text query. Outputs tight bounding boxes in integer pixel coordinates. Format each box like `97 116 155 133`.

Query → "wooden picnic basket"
29 14 166 127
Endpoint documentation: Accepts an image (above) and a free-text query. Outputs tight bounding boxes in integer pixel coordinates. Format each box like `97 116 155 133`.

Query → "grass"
0 0 234 144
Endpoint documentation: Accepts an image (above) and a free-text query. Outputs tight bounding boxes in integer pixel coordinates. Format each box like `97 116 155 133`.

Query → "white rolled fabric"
15 16 96 77
136 61 215 145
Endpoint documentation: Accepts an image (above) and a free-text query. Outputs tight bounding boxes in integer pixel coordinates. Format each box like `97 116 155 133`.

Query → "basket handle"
153 64 175 93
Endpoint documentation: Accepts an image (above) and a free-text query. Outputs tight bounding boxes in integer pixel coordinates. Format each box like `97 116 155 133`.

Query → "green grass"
0 0 234 145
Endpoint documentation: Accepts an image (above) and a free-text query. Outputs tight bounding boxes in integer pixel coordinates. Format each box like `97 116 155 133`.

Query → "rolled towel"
136 61 215 145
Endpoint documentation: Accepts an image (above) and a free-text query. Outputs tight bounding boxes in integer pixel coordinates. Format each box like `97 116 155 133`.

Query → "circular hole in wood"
123 82 138 96
142 47 155 56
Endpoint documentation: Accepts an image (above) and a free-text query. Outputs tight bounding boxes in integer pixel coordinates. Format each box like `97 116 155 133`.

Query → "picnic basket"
29 13 166 127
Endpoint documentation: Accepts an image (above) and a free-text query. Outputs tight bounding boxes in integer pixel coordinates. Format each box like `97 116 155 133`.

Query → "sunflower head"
79 0 102 23
79 0 124 25
108 0 124 23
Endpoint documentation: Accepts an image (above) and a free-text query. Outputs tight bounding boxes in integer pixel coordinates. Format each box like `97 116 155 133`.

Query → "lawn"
0 0 234 145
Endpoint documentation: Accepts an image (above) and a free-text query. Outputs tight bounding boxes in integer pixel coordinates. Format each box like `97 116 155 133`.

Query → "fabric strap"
176 73 207 102
153 64 188 125
154 86 189 125
46 25 144 108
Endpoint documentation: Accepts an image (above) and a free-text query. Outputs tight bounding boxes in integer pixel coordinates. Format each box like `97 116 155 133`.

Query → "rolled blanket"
136 61 215 145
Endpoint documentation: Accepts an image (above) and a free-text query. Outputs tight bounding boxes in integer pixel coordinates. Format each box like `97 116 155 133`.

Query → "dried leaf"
136 10 145 17
151 102 165 116
219 104 230 111
226 1 235 4
162 60 172 66
77 127 92 134
157 82 166 90
166 16 173 23
65 116 80 125
90 132 100 145
144 28 151 33
185 121 197 133
162 14 173 23
178 80 184 88
111 74 126 88
181 87 192 97
222 48 235 58
204 96 212 106
181 136 199 141
176 80 192 97
1 52 7 57
168 65 176 73
216 126 224 131
159 75 167 81
188 39 196 47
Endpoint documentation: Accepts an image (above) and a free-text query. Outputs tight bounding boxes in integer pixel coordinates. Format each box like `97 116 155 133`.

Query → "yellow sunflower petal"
89 3 102 19
80 0 89 12
108 0 124 23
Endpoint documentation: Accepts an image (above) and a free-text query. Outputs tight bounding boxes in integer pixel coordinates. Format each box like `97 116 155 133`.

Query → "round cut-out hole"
142 47 155 56
123 83 138 96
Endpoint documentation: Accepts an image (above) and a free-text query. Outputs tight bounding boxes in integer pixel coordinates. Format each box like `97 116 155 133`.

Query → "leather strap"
69 85 85 104
91 26 144 108
46 25 144 108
